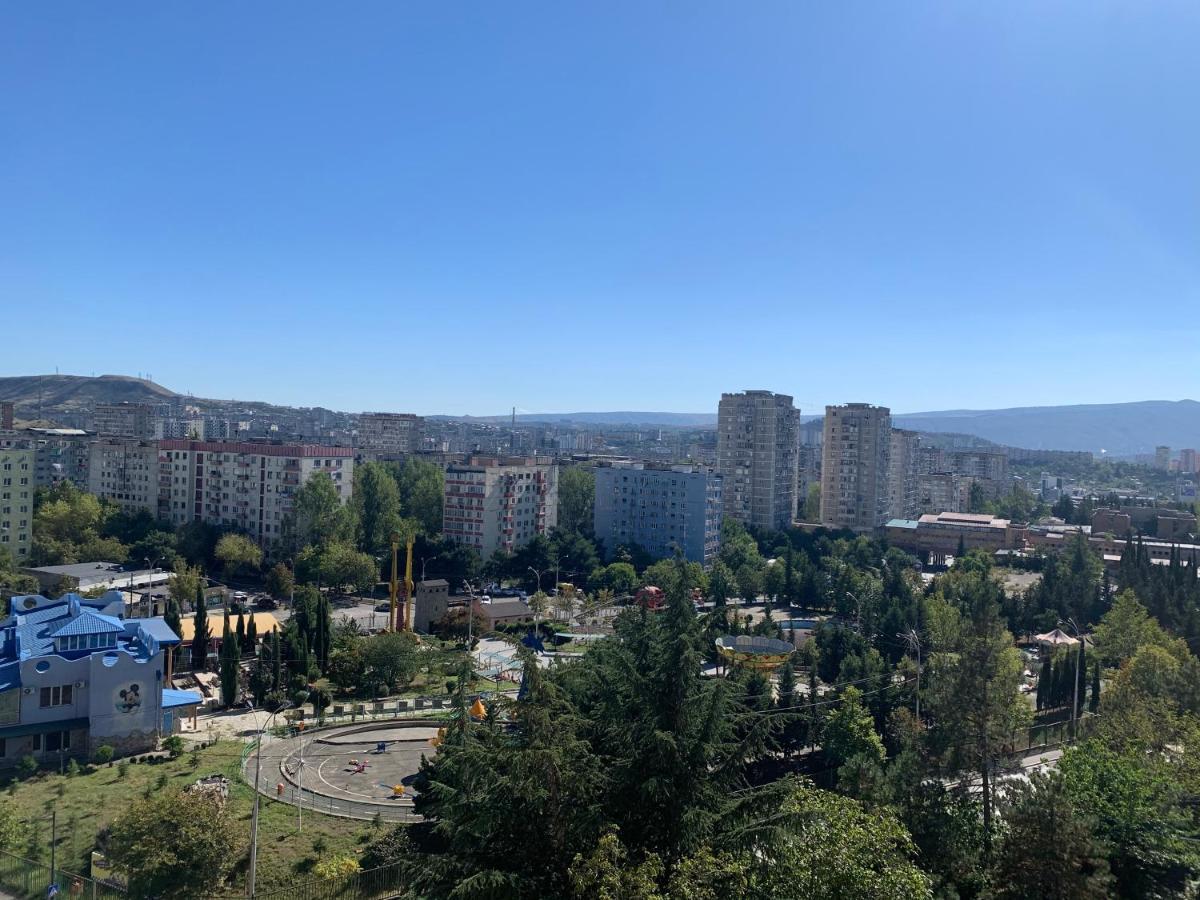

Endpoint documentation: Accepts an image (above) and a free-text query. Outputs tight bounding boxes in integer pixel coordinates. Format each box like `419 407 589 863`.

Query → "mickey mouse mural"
115 683 142 714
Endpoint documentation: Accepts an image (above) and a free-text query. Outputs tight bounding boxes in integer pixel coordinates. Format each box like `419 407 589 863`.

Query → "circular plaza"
246 718 443 821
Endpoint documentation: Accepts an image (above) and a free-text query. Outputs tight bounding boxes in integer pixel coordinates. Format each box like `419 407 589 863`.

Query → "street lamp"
527 566 544 594
246 697 298 898
420 555 438 583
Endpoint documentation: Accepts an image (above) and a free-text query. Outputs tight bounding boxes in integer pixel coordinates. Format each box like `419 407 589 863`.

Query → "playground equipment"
469 698 487 719
714 634 795 671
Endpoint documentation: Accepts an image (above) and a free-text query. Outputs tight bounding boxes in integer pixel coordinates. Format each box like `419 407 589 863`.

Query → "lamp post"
145 556 162 615
246 698 296 898
420 555 438 583
898 628 922 724
527 566 544 595
1059 617 1084 740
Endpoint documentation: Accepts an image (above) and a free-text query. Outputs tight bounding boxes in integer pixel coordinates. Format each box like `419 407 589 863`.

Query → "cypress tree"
270 628 282 691
1036 657 1052 711
1089 661 1101 713
246 613 258 656
163 598 182 643
235 611 246 653
219 613 240 707
191 583 211 671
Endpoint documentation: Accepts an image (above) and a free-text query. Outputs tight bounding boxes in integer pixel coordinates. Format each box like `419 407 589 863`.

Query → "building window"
33 731 72 753
39 685 73 707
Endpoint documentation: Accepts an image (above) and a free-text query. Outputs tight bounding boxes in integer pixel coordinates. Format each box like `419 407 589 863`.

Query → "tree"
264 562 294 602
1093 590 1169 667
219 610 240 706
168 562 203 612
1058 741 1200 898
752 779 932 899
289 472 353 549
164 598 183 643
391 457 444 536
822 686 886 769
106 789 238 899
707 560 735 606
591 562 638 596
362 631 420 695
190 584 211 671
351 461 403 556
928 571 1030 854
558 466 596 537
317 541 379 594
214 532 262 578
989 771 1112 900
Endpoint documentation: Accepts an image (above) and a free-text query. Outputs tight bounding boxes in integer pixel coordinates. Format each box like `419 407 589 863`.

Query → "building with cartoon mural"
0 591 201 766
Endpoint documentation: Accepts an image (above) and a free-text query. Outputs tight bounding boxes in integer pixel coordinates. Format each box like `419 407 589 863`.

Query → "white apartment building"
716 391 800 531
820 403 892 533
88 440 160 515
158 440 354 545
0 447 34 562
442 457 558 558
358 413 424 455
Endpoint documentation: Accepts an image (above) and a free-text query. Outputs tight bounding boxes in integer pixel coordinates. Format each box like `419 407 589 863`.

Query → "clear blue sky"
2 3 1198 417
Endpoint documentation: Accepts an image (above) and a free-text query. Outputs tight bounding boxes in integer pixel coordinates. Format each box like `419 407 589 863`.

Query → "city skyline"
3 4 1199 414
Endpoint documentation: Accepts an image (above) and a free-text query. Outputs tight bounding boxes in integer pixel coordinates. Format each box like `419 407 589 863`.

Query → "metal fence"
0 849 125 900
250 863 404 900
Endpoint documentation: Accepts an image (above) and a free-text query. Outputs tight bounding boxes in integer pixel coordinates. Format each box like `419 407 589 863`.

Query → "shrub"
156 772 169 790
117 761 130 778
66 759 81 777
93 745 115 765
313 855 360 881
17 755 37 779
163 736 185 758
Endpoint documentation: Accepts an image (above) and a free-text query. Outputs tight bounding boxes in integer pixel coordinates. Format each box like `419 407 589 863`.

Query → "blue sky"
2 3 1198 417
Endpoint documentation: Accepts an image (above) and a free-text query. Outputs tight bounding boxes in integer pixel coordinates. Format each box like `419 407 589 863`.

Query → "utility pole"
899 628 922 724
1061 617 1084 740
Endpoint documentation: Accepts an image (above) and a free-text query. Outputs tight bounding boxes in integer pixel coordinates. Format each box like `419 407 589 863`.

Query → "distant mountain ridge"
0 375 1195 456
0 374 176 416
892 400 1200 456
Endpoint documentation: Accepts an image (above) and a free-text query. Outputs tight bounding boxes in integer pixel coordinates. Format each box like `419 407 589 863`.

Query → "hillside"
0 374 176 418
438 411 718 427
892 400 1200 456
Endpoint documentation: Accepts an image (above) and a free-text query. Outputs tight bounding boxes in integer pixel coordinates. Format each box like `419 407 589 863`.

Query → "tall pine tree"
191 583 211 671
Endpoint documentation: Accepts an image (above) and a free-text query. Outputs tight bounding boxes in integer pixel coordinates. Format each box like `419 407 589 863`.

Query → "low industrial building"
884 512 1021 562
0 591 200 767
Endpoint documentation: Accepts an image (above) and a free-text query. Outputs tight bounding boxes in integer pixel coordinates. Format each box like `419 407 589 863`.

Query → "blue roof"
162 689 203 709
49 610 125 639
0 660 20 692
885 518 919 529
127 618 181 646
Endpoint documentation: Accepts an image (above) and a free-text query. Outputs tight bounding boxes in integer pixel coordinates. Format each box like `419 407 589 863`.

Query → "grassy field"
3 741 383 896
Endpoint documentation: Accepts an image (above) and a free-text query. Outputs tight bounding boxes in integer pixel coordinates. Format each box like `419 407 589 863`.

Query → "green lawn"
3 741 383 897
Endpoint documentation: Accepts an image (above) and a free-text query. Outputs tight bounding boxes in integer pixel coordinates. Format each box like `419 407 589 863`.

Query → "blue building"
0 591 200 768
593 462 722 565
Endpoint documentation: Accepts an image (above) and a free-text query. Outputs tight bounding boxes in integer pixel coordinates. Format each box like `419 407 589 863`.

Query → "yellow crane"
388 530 415 631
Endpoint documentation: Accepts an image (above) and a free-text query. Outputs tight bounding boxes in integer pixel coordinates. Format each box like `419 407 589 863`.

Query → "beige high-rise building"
716 391 800 530
88 439 160 515
887 429 920 521
442 456 558 557
158 440 354 546
820 403 892 533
